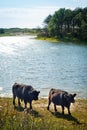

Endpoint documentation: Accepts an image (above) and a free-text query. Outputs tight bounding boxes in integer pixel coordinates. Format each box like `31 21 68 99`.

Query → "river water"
0 36 87 99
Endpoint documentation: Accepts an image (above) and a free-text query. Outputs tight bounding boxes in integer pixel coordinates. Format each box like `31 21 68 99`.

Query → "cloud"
0 7 59 28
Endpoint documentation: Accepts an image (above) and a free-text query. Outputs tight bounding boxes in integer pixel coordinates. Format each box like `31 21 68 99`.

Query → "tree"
44 15 52 25
0 28 4 34
64 9 73 32
43 7 87 41
48 8 65 37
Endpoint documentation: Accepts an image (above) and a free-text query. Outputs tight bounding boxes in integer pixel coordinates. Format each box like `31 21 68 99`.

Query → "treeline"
0 28 39 36
42 7 87 41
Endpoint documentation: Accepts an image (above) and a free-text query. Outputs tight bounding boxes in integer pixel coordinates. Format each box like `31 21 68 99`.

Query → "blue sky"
0 0 87 28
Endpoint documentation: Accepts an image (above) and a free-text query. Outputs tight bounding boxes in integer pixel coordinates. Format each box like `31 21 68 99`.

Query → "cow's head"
31 90 40 100
64 93 76 103
69 93 77 103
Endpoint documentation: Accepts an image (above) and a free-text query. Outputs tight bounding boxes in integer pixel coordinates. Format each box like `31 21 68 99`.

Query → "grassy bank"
0 97 87 130
36 36 87 45
36 36 59 43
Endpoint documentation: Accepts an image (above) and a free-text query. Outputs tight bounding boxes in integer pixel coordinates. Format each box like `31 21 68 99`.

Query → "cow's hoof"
62 112 64 115
14 106 16 109
47 106 49 110
24 108 27 113
69 112 71 115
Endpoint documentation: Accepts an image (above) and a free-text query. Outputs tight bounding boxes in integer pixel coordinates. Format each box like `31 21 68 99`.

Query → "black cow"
47 88 76 115
12 83 40 109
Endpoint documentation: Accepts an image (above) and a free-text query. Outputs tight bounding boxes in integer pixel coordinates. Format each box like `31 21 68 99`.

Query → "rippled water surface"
0 36 87 98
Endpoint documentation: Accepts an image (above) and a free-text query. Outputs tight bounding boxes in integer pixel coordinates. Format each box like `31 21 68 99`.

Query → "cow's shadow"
51 111 81 124
14 106 42 118
14 106 24 112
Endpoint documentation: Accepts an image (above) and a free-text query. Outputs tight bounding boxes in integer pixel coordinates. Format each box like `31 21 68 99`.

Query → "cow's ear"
73 93 76 97
38 91 40 94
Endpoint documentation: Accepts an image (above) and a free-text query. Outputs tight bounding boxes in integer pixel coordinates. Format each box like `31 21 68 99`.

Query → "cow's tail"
12 83 18 95
49 88 55 95
48 88 55 101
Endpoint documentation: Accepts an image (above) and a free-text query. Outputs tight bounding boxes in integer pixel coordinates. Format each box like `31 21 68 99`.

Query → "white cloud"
0 7 59 28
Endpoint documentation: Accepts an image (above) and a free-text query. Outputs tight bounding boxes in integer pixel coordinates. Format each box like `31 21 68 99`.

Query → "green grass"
36 36 59 43
0 98 87 130
36 36 87 45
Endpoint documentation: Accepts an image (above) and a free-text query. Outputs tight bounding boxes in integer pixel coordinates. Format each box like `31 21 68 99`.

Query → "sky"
0 0 87 28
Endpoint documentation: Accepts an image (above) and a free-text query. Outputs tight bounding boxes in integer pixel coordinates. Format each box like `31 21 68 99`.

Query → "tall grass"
0 98 87 130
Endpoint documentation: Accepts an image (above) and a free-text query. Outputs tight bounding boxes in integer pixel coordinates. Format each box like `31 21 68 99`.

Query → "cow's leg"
62 106 64 114
18 98 21 106
13 95 16 107
47 98 51 110
54 104 57 112
30 102 32 110
24 100 27 109
67 106 71 115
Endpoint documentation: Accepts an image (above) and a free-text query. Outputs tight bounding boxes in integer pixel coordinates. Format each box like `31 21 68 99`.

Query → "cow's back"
48 88 68 105
49 88 67 95
12 83 34 99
